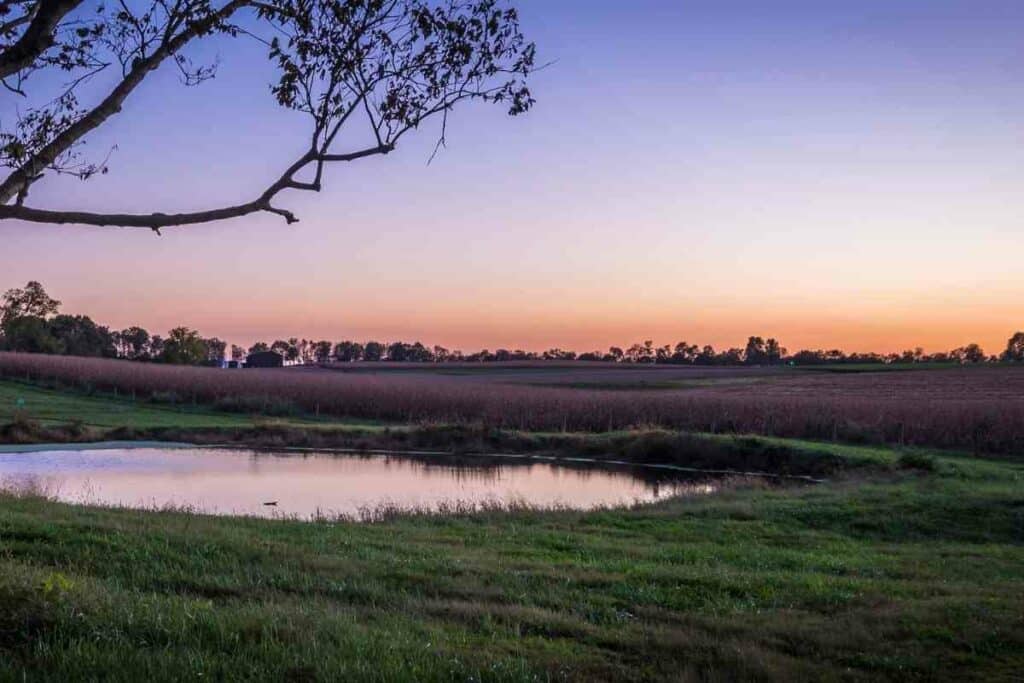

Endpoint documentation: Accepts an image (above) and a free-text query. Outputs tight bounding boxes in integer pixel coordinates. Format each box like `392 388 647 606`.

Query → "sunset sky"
5 0 1024 355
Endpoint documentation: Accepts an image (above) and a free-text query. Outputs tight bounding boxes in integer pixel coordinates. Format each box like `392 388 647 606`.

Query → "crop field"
1 352 1023 453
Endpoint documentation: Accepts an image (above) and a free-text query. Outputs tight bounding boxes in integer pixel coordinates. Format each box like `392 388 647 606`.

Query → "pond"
0 446 721 519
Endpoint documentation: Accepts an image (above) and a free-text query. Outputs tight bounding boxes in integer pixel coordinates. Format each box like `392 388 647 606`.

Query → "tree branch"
0 0 250 204
0 0 84 80
0 142 393 229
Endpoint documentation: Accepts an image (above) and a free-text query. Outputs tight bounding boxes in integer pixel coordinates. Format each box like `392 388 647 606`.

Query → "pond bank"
1 444 1021 680
0 420 888 479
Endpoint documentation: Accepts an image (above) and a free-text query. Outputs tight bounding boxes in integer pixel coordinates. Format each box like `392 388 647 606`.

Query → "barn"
245 350 284 368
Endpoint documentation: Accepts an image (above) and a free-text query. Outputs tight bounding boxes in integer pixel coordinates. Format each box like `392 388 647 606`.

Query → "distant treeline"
3 281 1024 366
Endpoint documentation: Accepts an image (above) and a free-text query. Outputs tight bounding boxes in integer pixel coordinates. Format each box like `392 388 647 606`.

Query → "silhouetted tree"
203 337 227 362
655 344 671 363
0 0 536 230
718 347 744 365
1003 332 1024 362
542 348 576 361
959 343 986 364
333 340 363 362
0 280 60 326
0 315 61 353
694 345 717 365
313 340 333 363
765 338 785 364
625 341 653 363
270 339 297 361
117 326 151 360
49 314 115 356
671 342 698 364
744 336 767 365
363 341 384 362
161 327 206 364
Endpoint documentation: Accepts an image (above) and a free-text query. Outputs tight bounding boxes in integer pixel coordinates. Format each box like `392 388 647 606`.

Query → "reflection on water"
0 447 719 519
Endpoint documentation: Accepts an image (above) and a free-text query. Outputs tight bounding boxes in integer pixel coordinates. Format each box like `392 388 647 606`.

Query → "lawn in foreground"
0 444 1022 681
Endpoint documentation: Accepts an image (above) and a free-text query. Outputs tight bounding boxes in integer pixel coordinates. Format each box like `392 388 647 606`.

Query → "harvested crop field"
2 352 1022 453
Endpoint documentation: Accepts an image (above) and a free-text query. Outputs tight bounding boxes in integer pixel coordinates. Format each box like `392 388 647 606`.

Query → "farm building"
245 350 284 368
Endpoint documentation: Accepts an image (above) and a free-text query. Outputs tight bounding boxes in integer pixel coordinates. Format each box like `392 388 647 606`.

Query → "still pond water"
0 447 716 519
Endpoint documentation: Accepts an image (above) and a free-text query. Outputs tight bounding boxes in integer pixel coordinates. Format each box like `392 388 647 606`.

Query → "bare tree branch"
0 143 392 229
0 0 536 230
0 0 250 204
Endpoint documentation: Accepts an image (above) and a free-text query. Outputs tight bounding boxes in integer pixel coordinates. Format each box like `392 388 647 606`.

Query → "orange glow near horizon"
28 271 1020 356
5 2 1024 357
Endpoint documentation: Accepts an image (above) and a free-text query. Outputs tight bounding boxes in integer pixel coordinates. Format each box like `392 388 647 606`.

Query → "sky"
4 0 1024 355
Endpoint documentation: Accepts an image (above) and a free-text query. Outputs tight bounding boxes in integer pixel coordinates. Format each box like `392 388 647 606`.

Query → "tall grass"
2 351 1023 453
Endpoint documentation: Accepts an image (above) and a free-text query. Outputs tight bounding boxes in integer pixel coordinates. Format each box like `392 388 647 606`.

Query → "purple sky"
4 0 1024 354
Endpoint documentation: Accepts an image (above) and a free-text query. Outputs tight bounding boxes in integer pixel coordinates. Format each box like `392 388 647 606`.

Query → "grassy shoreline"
2 455 1022 680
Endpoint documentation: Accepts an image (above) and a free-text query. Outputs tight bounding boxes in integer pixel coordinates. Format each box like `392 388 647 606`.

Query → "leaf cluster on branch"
0 0 535 230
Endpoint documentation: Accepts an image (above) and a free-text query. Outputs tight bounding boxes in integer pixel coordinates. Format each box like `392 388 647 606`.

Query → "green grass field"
0 381 1022 680
0 379 389 431
0 379 255 428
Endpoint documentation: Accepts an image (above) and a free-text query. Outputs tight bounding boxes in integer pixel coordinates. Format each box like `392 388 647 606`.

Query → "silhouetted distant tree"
332 341 363 362
625 341 654 363
386 341 408 361
694 345 716 366
655 344 671 363
117 326 152 360
1 315 61 353
897 347 925 364
671 342 698 364
0 1 536 231
162 327 206 364
744 336 767 365
959 343 986 364
203 337 227 363
0 280 60 326
313 340 333 363
363 341 384 362
1003 332 1024 362
49 314 115 357
230 344 246 361
765 338 785 364
248 342 269 354
270 339 297 361
718 347 744 365
789 349 825 365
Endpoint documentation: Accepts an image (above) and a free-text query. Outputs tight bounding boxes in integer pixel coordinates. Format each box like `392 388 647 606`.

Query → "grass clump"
897 451 939 472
